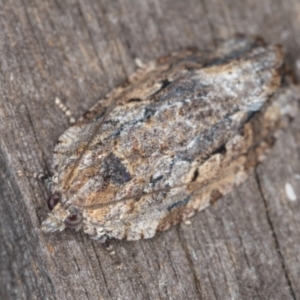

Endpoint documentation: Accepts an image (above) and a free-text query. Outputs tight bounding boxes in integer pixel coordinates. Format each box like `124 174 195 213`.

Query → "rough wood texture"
0 1 300 299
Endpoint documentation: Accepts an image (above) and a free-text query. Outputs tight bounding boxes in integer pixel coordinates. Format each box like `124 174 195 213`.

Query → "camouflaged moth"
41 36 299 242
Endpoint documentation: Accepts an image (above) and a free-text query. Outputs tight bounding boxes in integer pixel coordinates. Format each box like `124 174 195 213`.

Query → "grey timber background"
0 0 300 299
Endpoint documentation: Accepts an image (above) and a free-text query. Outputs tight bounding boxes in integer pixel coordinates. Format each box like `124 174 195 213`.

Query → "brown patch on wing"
156 205 190 233
210 189 222 206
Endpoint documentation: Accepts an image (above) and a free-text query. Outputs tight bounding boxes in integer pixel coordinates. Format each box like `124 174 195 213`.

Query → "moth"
42 36 299 242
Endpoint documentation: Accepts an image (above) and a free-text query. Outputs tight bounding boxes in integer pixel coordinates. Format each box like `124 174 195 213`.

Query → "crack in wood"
255 171 297 300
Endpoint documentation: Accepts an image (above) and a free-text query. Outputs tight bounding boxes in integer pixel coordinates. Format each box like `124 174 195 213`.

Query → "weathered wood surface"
1 0 300 299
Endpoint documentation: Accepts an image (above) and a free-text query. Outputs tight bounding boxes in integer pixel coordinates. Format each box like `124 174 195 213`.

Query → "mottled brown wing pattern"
80 76 299 240
42 36 299 241
51 36 268 191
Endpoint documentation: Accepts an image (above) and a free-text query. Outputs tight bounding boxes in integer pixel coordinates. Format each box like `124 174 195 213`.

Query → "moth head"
42 192 83 233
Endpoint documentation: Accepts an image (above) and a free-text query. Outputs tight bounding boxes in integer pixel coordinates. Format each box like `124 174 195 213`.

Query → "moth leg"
134 58 147 69
102 239 116 255
55 97 76 125
128 58 156 83
183 220 192 226
84 223 108 241
17 170 52 190
84 225 116 254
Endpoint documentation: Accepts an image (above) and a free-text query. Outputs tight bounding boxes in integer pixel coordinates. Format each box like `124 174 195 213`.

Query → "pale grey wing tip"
41 218 66 233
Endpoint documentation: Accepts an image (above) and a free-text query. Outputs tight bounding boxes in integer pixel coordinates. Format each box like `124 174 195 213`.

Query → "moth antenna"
55 97 76 125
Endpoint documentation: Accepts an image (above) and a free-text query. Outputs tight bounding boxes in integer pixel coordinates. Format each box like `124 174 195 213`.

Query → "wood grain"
0 0 300 299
